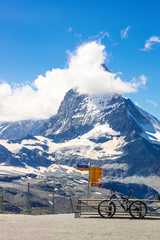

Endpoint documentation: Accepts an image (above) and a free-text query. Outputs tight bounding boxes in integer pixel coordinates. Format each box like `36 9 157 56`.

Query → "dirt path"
0 214 160 240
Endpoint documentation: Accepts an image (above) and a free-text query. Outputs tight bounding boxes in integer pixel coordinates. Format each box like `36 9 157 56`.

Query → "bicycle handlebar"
110 188 133 199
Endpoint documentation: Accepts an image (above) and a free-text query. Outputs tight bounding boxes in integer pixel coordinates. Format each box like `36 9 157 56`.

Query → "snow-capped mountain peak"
1 88 160 198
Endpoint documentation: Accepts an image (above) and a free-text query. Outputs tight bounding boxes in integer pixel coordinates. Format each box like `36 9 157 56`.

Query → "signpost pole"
27 183 31 214
87 162 91 199
52 189 54 214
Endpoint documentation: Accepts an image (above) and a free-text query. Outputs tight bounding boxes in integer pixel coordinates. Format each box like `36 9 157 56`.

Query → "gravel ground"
0 214 160 240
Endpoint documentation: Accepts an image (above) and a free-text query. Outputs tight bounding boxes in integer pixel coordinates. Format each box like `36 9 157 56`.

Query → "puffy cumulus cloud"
0 41 143 121
141 36 160 51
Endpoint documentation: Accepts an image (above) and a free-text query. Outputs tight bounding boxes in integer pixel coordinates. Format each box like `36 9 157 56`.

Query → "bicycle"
98 189 147 219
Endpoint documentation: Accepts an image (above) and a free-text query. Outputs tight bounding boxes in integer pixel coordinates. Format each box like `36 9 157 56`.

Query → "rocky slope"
0 89 160 200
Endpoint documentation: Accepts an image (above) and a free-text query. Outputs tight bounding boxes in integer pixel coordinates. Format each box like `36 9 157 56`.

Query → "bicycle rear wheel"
129 200 147 219
98 200 116 218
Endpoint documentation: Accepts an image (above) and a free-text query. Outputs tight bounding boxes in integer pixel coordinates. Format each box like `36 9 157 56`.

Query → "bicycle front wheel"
129 200 147 219
98 200 116 218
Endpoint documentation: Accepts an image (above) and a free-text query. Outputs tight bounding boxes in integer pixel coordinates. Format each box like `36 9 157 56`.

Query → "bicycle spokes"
129 201 147 219
98 200 116 218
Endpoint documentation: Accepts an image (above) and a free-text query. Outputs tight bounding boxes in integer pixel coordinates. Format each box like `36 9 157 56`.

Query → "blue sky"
0 0 160 121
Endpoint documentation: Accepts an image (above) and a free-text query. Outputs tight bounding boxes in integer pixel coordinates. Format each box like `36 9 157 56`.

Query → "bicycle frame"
110 189 132 212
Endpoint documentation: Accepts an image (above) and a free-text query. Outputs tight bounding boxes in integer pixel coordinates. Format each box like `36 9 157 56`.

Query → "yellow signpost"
89 167 103 183
77 163 103 198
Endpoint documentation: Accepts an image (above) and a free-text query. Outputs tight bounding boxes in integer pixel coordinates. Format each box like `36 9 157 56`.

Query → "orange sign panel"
89 167 103 182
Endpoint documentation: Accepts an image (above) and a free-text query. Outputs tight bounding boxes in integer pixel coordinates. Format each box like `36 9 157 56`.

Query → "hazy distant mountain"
0 120 45 140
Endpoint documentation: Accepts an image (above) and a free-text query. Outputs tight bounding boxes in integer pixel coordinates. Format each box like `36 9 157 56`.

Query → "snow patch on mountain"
0 162 88 180
141 130 160 144
44 164 88 177
74 94 122 126
0 140 22 154
103 163 128 170
140 114 160 145
125 99 160 145
0 122 126 167
43 123 125 160
0 164 40 176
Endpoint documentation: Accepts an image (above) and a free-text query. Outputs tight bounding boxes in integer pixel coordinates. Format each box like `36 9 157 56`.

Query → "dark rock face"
39 91 144 142
103 181 159 199
40 91 120 140
17 147 53 168
39 89 93 141
0 144 25 167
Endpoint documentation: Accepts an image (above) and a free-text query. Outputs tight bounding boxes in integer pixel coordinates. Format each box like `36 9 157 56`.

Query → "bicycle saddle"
110 188 115 193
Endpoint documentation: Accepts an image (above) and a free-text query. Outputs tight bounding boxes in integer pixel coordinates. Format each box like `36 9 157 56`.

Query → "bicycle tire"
129 200 147 219
98 200 116 218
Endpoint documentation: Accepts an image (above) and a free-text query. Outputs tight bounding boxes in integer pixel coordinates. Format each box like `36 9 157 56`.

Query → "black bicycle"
98 189 147 219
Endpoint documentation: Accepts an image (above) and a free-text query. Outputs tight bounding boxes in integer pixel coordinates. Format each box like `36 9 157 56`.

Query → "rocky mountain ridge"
0 89 160 199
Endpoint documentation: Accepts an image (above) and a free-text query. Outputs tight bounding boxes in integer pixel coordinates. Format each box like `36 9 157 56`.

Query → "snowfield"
0 123 125 161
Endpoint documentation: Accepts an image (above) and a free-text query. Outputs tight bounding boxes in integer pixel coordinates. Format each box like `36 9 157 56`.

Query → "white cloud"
141 36 160 51
121 26 131 39
131 74 147 88
146 100 158 107
139 74 147 85
0 41 143 121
